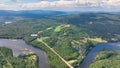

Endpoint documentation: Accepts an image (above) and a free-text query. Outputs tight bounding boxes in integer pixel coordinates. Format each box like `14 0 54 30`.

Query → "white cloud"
0 0 120 11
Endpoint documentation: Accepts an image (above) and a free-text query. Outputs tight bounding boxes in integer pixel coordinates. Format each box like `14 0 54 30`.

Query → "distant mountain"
0 10 68 18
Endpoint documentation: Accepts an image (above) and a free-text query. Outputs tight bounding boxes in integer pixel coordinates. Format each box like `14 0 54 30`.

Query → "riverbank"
79 42 120 68
89 50 120 68
0 46 39 68
0 39 117 68
0 39 50 68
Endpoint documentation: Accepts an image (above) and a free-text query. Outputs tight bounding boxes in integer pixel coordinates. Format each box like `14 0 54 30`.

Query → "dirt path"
37 38 74 68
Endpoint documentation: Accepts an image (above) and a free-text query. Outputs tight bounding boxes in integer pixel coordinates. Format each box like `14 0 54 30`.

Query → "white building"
31 34 38 37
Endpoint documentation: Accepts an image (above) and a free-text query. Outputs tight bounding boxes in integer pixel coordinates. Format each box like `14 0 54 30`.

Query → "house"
30 34 38 37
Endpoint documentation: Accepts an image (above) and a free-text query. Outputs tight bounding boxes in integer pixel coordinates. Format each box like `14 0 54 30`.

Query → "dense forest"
50 13 120 41
0 13 120 68
0 47 38 68
89 50 120 68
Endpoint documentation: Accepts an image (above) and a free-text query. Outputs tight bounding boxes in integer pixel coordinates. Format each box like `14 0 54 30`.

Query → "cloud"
11 0 21 2
20 0 120 9
0 0 120 11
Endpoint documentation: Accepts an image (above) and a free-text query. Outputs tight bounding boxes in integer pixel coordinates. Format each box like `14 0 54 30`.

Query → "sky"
0 0 55 3
0 0 120 11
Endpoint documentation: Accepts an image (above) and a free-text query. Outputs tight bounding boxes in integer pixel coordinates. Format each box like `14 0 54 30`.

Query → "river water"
0 39 50 68
0 39 120 68
79 42 120 68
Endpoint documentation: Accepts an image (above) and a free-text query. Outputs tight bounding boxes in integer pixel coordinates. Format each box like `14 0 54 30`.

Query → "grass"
68 60 77 64
89 38 107 43
54 25 62 32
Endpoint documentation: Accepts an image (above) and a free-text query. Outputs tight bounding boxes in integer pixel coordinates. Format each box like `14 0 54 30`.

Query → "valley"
0 12 120 68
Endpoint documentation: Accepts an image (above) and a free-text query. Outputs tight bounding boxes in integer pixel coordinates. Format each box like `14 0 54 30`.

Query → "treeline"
0 13 120 68
0 47 38 68
89 50 120 68
50 13 120 41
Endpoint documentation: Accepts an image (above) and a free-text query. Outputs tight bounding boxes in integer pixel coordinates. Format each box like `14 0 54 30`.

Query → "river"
79 42 120 68
0 39 50 68
0 39 120 68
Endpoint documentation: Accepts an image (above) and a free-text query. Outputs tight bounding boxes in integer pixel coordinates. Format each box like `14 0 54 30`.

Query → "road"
37 38 74 68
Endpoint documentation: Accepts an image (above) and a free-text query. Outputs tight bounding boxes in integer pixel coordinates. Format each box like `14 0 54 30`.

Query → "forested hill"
89 50 120 68
50 13 120 41
0 10 67 18
0 13 120 68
